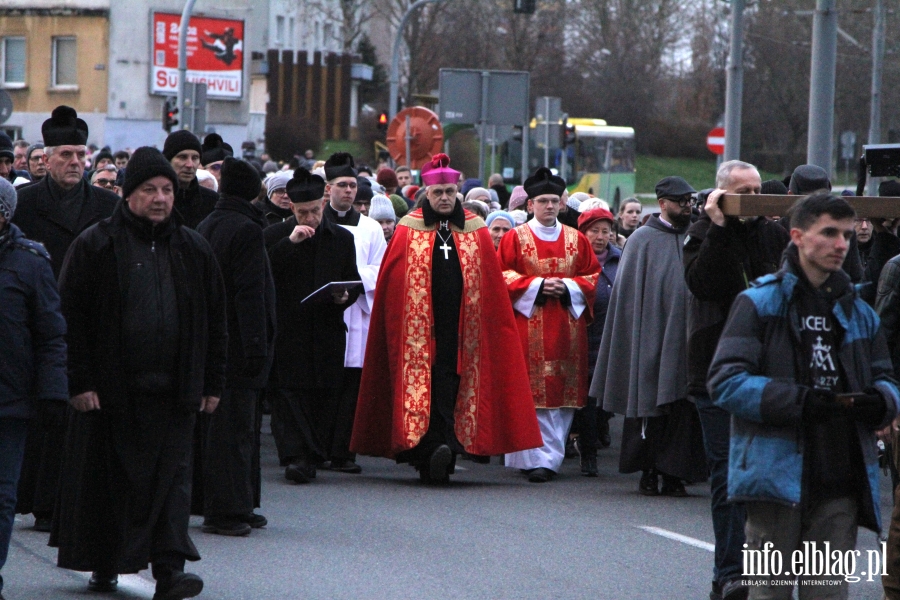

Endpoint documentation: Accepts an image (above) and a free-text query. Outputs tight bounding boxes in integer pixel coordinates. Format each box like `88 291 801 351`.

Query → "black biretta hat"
42 105 89 146
201 133 233 165
286 167 326 203
324 152 357 181
524 167 566 199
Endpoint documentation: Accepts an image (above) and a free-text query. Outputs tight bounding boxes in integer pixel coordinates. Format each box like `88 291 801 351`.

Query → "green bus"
502 117 636 212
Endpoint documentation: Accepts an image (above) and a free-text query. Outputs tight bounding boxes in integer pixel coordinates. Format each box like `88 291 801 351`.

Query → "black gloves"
802 388 842 423
241 355 267 379
851 389 887 427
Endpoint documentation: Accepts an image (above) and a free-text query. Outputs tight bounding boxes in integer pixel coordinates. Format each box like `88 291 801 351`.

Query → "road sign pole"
867 0 885 196
177 0 198 131
807 0 838 171
723 0 745 161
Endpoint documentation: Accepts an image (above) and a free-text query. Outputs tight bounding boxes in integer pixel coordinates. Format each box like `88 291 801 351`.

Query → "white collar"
658 214 674 228
527 218 561 242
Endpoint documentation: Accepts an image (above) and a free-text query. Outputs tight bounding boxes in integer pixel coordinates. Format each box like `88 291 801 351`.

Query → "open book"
300 281 364 304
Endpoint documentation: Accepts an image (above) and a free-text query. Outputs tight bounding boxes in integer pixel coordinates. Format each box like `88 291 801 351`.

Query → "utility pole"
806 0 838 171
389 0 448 121
723 0 744 162
867 0 885 196
176 0 198 131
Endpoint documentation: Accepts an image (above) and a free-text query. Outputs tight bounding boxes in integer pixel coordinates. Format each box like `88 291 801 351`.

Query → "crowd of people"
4 104 900 600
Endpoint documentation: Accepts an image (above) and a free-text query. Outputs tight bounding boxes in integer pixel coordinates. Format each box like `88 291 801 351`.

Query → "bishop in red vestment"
499 168 600 483
351 154 542 483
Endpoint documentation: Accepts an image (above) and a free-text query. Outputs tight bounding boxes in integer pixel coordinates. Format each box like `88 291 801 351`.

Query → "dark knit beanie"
356 176 374 203
93 149 113 167
42 105 89 146
162 130 202 161
123 147 179 199
0 132 13 161
201 133 233 165
761 179 788 195
219 157 261 201
376 168 399 189
880 180 900 197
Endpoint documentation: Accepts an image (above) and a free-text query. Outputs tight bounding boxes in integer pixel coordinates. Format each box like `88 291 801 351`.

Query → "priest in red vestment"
499 168 600 483
351 154 542 483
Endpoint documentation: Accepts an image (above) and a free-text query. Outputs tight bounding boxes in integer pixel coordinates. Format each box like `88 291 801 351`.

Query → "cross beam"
720 194 900 218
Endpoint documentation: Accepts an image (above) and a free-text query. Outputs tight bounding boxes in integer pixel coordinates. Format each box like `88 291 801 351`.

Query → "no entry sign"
707 127 725 155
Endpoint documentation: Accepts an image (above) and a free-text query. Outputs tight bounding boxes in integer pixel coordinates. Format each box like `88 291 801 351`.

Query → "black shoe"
720 578 748 600
88 571 118 593
597 415 612 448
239 512 268 528
153 571 204 600
33 516 52 532
580 453 598 477
660 476 688 497
528 467 553 483
639 469 659 496
324 459 362 474
427 445 452 483
201 516 252 536
285 463 312 484
709 580 722 600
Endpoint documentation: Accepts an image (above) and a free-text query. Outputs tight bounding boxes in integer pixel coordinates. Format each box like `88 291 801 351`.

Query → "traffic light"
163 97 179 133
377 112 388 133
513 0 536 14
563 119 576 146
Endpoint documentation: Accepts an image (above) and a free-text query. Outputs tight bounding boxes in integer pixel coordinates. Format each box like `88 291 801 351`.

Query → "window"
288 18 295 49
275 16 284 46
52 36 77 88
1 37 26 87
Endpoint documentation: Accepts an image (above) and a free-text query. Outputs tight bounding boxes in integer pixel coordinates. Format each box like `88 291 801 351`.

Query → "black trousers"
271 387 339 465
202 388 258 518
329 368 361 462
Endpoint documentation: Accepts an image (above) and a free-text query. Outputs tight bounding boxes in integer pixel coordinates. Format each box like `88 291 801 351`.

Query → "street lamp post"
176 0 198 130
389 0 449 121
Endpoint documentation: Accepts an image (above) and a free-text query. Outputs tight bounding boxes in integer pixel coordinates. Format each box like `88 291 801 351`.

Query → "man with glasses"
259 171 294 225
90 165 119 194
319 153 386 474
26 144 46 182
352 153 542 484
592 176 707 498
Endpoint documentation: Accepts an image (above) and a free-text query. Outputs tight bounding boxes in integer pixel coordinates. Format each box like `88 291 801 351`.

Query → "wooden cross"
721 194 900 218
439 241 452 259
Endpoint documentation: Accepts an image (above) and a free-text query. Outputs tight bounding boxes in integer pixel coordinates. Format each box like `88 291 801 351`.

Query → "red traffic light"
378 112 388 125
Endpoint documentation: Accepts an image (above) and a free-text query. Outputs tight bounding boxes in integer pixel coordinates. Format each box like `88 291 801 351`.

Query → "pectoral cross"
439 240 452 260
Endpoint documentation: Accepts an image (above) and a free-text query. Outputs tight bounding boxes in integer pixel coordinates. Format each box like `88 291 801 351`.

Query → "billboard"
151 12 244 99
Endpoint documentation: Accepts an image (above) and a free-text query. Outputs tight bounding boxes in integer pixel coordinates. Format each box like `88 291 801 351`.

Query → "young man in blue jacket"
709 192 900 599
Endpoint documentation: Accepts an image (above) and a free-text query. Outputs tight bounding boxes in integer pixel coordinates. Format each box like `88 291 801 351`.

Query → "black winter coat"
13 176 118 278
198 197 276 389
58 201 228 411
683 214 790 396
0 224 68 419
268 218 360 389
175 178 218 229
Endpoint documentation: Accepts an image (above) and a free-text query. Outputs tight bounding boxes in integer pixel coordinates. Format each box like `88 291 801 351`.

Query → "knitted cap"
42 105 89 146
788 165 831 195
508 185 528 211
376 167 399 189
0 178 16 220
122 147 179 199
201 133 233 165
162 130 202 161
761 179 788 195
879 180 900 197
266 170 292 198
486 210 515 228
368 194 396 222
465 186 491 202
219 157 261 201
0 132 13 161
356 176 374 203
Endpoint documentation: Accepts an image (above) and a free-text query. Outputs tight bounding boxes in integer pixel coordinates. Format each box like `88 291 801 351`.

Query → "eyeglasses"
854 218 871 224
95 179 116 188
29 155 44 162
271 189 288 197
207 163 222 172
663 196 692 207
353 201 371 207
333 181 357 189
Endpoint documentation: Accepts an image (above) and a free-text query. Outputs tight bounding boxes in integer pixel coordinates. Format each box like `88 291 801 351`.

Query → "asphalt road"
4 416 893 599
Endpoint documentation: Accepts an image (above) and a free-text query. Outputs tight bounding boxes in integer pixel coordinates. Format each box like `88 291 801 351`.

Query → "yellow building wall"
0 14 109 114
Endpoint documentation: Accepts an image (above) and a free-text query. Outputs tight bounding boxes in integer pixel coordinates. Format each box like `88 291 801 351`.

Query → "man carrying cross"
351 154 542 483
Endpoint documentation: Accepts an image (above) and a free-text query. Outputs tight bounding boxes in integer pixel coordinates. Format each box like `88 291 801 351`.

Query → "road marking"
637 526 715 552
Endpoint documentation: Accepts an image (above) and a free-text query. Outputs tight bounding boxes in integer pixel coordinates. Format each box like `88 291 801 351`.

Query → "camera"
865 144 900 178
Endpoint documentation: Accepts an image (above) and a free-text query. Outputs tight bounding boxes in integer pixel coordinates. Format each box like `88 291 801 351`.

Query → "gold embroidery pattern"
401 228 435 447
400 210 485 233
454 231 482 450
516 224 540 273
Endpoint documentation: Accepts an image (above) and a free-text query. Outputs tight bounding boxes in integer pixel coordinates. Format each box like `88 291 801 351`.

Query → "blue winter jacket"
708 252 899 532
0 224 68 419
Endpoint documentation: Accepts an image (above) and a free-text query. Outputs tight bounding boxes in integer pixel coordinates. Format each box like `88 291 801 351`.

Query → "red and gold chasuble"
499 224 600 409
351 209 542 458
